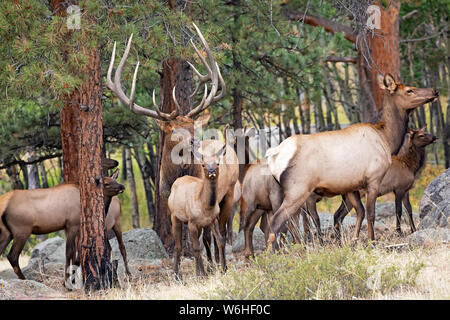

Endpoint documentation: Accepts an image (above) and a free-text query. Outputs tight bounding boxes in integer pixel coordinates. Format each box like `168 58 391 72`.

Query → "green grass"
211 244 424 300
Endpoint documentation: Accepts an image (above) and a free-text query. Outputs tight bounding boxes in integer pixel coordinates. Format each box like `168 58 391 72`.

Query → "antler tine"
107 34 175 121
186 23 226 118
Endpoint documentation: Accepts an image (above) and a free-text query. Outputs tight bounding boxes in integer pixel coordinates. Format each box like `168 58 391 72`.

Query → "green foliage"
212 245 424 300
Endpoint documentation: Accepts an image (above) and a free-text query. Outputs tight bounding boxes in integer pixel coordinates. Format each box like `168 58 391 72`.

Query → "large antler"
182 23 226 118
107 23 225 121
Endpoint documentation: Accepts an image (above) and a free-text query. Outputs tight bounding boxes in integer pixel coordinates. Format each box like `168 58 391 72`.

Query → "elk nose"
433 89 439 96
432 136 437 142
119 185 125 191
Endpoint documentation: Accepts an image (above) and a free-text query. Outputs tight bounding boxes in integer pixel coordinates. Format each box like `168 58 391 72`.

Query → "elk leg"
365 187 379 242
210 219 225 272
333 194 353 240
244 208 265 259
113 223 131 277
64 228 78 285
300 208 311 243
402 191 416 233
7 235 28 280
202 226 213 264
239 197 247 232
347 191 365 242
259 213 268 237
171 216 183 278
394 191 405 235
226 209 234 246
0 229 12 256
188 222 206 277
306 197 322 243
268 189 312 248
217 189 235 271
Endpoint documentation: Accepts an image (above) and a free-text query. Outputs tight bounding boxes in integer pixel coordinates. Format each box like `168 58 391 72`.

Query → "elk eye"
407 89 414 94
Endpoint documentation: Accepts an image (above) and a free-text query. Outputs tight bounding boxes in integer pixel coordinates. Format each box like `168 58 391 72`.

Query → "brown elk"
266 74 439 244
107 23 238 270
333 127 437 237
0 171 125 281
241 159 322 258
168 142 229 276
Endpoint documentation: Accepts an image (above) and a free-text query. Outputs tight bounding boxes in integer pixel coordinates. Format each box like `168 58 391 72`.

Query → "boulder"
418 168 450 229
406 228 450 246
0 237 66 282
0 279 60 300
109 228 168 275
232 227 266 253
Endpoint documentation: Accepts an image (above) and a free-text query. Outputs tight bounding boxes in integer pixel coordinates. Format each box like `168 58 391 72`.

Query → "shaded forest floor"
20 221 448 300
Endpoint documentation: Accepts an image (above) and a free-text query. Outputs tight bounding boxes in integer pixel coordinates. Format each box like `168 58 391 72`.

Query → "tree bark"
78 46 115 291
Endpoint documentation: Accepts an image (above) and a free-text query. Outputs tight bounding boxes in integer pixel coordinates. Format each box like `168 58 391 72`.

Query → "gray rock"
109 228 168 275
0 279 59 300
298 212 388 235
30 237 66 264
232 227 266 253
0 237 67 281
419 168 450 229
406 228 450 246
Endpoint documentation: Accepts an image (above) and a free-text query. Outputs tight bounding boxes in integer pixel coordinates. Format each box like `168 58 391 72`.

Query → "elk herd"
0 23 440 284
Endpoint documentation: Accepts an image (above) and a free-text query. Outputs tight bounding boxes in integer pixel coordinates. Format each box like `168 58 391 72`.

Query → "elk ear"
110 169 119 180
216 143 227 158
378 73 397 93
195 111 211 128
190 138 202 161
245 127 257 138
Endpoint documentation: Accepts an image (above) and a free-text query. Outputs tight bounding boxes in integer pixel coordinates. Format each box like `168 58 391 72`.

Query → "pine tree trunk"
125 147 140 228
39 162 49 188
25 150 40 190
78 47 115 291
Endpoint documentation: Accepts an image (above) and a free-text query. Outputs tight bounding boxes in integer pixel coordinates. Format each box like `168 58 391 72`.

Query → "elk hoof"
267 233 276 247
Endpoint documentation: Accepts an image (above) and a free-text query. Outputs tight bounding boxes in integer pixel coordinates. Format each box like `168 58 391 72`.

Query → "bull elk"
107 23 238 270
333 127 437 237
0 171 125 282
168 142 228 276
266 74 439 244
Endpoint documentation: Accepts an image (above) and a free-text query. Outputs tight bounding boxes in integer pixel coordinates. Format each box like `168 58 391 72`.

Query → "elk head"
192 141 227 181
409 127 437 148
106 23 225 131
377 73 439 110
104 169 125 197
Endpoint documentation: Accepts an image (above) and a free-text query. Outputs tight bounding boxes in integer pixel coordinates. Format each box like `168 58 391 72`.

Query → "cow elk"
0 171 125 282
333 127 437 237
168 142 228 277
107 23 239 270
266 73 439 245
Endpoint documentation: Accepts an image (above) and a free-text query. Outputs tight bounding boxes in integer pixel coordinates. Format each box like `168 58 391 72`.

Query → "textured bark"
50 0 81 184
78 47 114 291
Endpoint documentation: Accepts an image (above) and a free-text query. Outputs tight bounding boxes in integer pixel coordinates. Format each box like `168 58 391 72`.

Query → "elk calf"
334 127 436 236
168 143 228 277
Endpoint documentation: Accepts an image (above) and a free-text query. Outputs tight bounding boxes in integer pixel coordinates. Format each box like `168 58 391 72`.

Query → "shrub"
212 244 423 300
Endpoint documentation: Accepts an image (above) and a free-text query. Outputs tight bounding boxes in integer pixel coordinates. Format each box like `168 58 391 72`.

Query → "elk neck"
399 143 427 178
375 98 411 155
201 177 217 210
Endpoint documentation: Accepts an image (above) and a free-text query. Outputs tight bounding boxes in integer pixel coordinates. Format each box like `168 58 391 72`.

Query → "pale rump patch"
266 137 298 182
